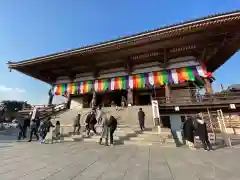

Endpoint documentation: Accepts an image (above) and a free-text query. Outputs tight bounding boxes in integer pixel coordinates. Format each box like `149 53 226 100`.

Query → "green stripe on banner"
162 71 168 84
140 74 146 88
103 79 108 91
61 84 66 95
122 76 127 90
187 67 195 81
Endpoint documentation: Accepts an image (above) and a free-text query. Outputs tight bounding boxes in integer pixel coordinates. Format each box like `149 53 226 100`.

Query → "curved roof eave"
7 10 240 68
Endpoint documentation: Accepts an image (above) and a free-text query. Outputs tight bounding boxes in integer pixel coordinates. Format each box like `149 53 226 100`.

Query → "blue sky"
0 0 239 104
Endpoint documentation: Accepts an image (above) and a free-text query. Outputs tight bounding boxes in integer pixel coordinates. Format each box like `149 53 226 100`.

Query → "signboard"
230 104 236 109
151 100 160 126
208 133 216 144
174 106 180 111
195 133 215 145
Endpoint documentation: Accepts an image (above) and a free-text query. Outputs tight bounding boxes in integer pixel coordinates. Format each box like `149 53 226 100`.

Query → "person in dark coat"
195 116 213 151
109 115 118 146
73 113 81 134
28 119 39 142
23 117 30 138
86 111 97 136
17 118 25 140
138 108 145 131
182 116 196 150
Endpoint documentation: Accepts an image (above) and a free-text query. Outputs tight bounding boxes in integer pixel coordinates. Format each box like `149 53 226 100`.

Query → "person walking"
195 115 213 151
28 119 39 142
99 113 110 146
38 120 47 144
73 113 81 134
109 115 118 146
182 116 196 150
96 106 103 124
138 108 145 131
55 121 61 142
23 117 30 138
88 111 97 136
17 118 25 140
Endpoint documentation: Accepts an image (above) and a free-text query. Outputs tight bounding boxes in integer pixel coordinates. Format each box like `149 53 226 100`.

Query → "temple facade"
53 57 214 109
7 11 240 129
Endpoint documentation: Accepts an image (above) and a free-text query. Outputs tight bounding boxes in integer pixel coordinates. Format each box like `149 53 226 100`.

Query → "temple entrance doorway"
96 93 103 107
138 93 151 105
161 116 171 128
134 90 152 105
83 94 93 108
109 90 127 106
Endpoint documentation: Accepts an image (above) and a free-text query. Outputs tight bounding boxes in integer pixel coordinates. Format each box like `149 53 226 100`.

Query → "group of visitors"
182 114 213 151
72 105 118 146
17 115 60 144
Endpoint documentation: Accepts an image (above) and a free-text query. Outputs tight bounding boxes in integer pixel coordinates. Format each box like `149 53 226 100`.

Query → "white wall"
70 97 83 110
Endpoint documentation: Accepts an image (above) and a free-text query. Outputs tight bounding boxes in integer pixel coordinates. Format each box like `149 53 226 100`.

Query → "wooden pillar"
204 78 213 94
165 84 171 103
127 88 133 106
48 88 54 105
66 95 71 109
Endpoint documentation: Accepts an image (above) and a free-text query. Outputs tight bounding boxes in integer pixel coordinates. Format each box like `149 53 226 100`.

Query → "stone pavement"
0 141 240 180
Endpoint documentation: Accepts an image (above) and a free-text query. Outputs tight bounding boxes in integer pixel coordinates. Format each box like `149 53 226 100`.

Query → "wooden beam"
124 58 132 75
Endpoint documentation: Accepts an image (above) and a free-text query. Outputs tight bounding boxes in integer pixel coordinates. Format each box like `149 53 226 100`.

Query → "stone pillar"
165 84 171 103
204 78 213 94
127 88 133 106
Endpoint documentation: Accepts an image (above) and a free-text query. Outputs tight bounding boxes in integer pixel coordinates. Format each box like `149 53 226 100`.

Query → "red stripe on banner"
153 72 159 85
177 68 185 83
133 75 137 88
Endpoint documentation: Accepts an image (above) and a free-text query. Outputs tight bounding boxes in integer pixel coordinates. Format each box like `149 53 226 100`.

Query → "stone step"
90 135 121 141
72 135 84 141
141 131 159 135
83 137 122 143
129 137 145 141
123 140 153 146
63 137 75 142
129 136 175 144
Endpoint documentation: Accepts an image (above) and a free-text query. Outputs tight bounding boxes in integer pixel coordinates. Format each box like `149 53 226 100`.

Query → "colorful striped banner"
54 84 67 95
82 80 93 93
111 76 127 90
94 79 109 92
67 83 78 95
53 65 214 95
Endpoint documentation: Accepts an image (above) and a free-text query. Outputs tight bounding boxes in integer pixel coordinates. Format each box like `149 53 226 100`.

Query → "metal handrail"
156 92 240 105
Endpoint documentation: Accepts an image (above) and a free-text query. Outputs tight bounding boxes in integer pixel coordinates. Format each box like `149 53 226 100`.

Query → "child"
55 121 61 142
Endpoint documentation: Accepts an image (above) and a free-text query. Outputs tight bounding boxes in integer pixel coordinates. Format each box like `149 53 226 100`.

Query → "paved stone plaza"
0 141 240 180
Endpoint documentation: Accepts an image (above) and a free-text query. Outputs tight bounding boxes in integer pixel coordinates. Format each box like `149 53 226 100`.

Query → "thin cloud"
0 85 13 92
0 85 25 93
15 88 26 93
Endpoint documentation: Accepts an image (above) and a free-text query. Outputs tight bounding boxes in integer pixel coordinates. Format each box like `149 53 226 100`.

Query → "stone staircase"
123 128 175 146
60 124 176 147
52 105 177 146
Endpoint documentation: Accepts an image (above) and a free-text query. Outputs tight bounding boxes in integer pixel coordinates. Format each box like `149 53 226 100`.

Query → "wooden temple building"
7 11 240 117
